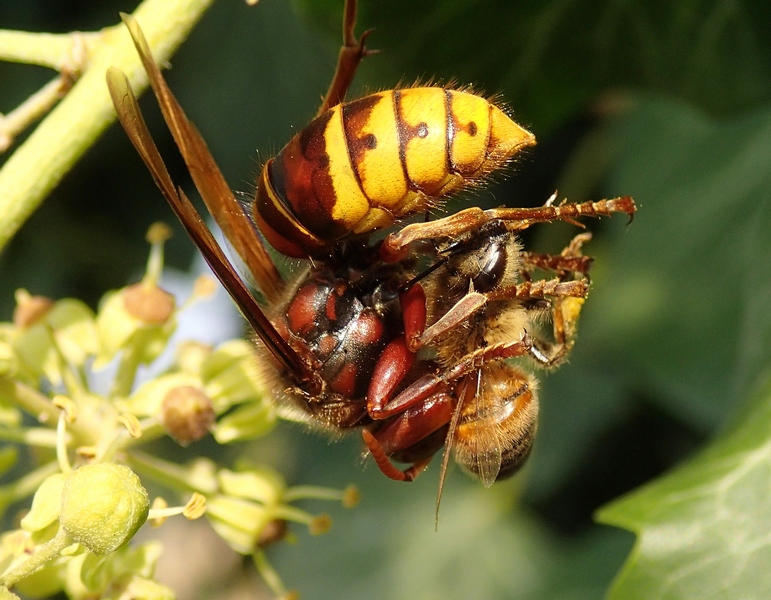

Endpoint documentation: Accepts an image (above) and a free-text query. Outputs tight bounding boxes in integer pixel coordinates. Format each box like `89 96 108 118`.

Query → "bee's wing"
469 383 503 489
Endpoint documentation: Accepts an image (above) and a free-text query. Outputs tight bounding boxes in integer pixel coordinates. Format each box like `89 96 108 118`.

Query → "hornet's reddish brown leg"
368 285 485 413
370 333 536 421
363 387 455 482
362 430 432 482
317 0 378 116
381 197 636 261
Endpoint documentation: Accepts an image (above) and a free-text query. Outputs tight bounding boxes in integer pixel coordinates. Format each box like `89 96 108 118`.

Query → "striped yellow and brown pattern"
253 86 535 258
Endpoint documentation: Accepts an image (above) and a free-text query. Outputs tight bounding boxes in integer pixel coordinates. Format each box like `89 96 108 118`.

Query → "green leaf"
593 97 771 430
298 0 771 131
597 376 771 599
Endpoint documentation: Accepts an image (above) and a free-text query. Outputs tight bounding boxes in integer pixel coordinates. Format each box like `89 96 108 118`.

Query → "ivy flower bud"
12 290 54 329
122 283 175 325
174 341 212 374
12 298 98 384
160 385 215 445
0 330 16 377
0 584 22 599
59 464 149 555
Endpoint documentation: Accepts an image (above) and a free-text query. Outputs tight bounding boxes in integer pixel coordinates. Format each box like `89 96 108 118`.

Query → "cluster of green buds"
0 225 357 599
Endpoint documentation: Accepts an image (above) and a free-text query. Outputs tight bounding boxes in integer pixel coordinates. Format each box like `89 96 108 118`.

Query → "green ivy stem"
252 550 290 599
127 449 218 496
0 76 69 153
0 426 59 448
0 527 74 589
0 30 98 70
283 485 347 503
270 504 316 525
109 336 146 399
0 0 216 252
0 378 90 441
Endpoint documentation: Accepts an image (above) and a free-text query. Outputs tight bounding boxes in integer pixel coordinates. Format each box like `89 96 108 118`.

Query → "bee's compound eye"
471 239 507 292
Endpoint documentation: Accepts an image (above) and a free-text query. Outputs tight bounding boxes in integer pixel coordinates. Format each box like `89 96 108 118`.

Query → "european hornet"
106 0 636 506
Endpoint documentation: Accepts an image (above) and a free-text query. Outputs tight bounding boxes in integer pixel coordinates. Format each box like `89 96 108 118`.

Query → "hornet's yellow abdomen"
253 86 535 258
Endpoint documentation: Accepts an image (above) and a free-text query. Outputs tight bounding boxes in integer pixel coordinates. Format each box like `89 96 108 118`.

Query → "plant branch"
0 30 97 70
0 0 216 251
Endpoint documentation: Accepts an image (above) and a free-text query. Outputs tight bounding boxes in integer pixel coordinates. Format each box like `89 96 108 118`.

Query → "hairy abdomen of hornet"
253 86 536 257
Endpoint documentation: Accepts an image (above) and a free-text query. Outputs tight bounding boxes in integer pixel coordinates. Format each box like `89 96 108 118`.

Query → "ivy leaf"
299 0 771 130
592 97 771 431
596 377 771 599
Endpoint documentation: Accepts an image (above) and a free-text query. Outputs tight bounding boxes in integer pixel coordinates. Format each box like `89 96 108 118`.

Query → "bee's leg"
316 0 378 116
380 197 635 261
520 233 594 367
486 278 588 303
487 277 589 369
521 232 594 278
369 276 585 418
548 295 585 366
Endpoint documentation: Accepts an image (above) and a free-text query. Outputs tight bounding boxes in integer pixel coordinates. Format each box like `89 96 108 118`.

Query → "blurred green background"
2 0 771 598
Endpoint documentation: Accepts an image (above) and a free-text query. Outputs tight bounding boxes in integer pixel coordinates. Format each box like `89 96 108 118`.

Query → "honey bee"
106 0 635 498
361 217 611 504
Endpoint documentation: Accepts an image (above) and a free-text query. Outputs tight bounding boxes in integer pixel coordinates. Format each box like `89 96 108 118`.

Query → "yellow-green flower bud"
160 385 215 445
200 340 267 408
95 289 175 367
0 584 21 599
12 298 98 384
113 575 175 600
218 468 284 505
206 495 270 554
122 283 175 325
213 400 275 444
174 341 212 374
59 464 149 555
120 372 200 417
12 290 54 329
